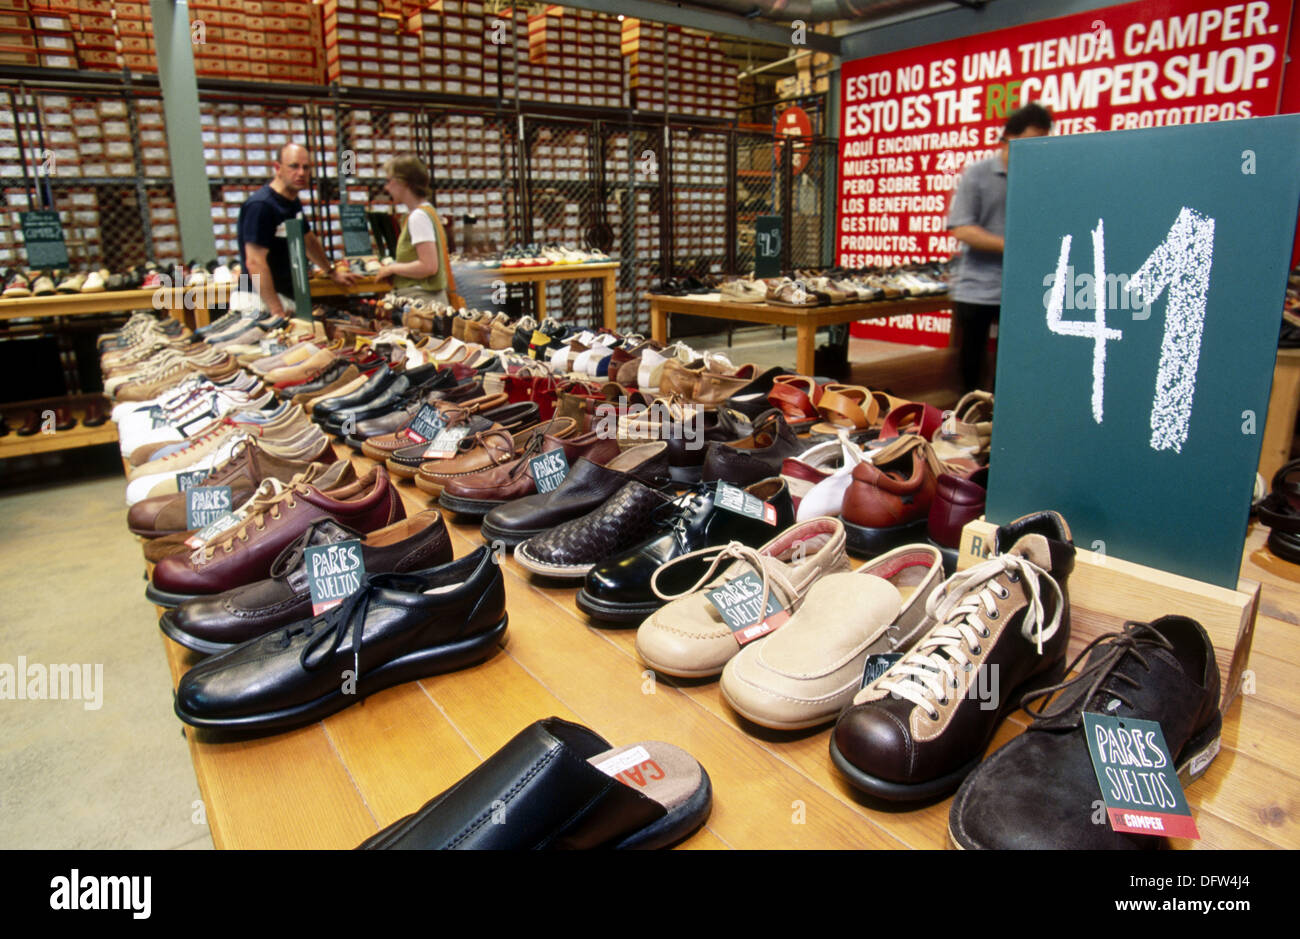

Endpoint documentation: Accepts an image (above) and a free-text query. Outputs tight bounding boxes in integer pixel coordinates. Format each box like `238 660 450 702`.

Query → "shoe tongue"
1008 532 1053 570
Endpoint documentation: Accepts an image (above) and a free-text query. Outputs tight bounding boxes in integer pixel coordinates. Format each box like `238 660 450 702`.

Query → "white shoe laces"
651 540 799 618
876 553 1062 719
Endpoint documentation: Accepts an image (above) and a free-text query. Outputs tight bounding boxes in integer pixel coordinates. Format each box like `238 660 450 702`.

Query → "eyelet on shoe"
1007 572 1020 582
970 645 982 655
938 696 948 706
963 662 973 672
995 586 1009 599
980 626 991 638
988 608 999 620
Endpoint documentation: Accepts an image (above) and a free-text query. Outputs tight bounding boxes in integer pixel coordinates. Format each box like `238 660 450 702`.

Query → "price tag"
715 481 777 525
706 571 789 646
1082 711 1200 840
184 510 244 549
860 652 903 689
404 403 447 443
185 485 232 530
754 215 782 278
20 210 69 269
340 202 373 257
422 425 470 459
175 469 210 492
528 448 570 493
304 539 366 615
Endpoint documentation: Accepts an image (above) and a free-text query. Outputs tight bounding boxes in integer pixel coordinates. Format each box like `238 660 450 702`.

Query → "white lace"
875 553 1062 719
650 541 798 620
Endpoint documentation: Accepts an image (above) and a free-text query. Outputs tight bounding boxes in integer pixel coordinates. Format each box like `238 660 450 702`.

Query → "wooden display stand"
475 261 619 326
0 392 118 458
958 518 1259 712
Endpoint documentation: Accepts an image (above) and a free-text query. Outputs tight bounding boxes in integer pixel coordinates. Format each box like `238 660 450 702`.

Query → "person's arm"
377 240 439 280
243 242 287 317
304 231 361 286
950 225 1005 253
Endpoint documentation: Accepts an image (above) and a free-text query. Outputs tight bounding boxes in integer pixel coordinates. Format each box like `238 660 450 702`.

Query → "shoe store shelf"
647 293 954 375
0 394 117 459
149 441 1300 850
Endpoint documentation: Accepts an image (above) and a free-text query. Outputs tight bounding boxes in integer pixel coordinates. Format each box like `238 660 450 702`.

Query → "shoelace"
268 517 366 580
650 541 798 617
155 418 258 462
187 476 290 564
650 483 713 550
287 572 419 684
195 476 317 561
875 553 1062 720
1021 622 1173 725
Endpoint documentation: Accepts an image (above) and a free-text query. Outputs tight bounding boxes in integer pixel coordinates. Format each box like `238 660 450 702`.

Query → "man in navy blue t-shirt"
237 143 358 316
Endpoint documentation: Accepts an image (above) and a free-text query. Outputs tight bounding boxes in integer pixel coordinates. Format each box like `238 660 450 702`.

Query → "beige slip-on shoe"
634 516 850 679
720 543 946 730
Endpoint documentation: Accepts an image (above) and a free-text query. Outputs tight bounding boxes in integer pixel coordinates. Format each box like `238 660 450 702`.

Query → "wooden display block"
958 517 1258 712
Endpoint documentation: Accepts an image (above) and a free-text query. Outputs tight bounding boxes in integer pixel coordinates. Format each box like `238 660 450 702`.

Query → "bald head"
272 143 311 198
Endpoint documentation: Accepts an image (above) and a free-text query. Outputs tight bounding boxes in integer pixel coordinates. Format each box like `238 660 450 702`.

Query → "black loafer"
173 547 507 735
357 716 712 850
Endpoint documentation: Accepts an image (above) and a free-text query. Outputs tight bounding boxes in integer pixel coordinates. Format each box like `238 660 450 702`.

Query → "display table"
474 261 619 324
646 293 952 374
148 441 1300 850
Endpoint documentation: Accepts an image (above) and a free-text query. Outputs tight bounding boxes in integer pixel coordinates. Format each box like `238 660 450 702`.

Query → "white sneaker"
124 433 250 507
637 346 671 392
795 434 870 522
119 389 273 458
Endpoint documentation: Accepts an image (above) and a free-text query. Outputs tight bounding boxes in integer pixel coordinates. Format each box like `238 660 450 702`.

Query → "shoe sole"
574 589 660 625
828 656 1068 802
145 582 201 608
437 492 506 516
513 542 593 580
173 615 508 733
720 682 838 731
613 768 713 850
158 610 236 656
385 458 421 479
842 517 929 558
128 525 186 538
412 475 448 497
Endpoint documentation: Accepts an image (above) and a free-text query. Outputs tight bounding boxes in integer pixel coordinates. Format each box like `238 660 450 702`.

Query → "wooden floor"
153 442 1300 850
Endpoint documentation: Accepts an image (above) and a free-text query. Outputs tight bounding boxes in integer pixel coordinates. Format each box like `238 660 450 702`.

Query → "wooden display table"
646 293 952 375
149 441 1300 850
0 393 117 458
474 261 619 324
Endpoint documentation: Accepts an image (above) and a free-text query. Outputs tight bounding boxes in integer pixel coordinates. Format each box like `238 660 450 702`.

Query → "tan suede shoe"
634 517 850 679
720 544 945 730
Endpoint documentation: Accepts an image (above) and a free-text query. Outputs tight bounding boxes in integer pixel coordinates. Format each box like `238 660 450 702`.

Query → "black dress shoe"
949 616 1222 850
577 477 795 623
357 716 713 850
723 366 793 421
323 362 444 434
286 358 352 399
312 364 399 421
481 442 671 548
160 512 453 655
173 546 507 734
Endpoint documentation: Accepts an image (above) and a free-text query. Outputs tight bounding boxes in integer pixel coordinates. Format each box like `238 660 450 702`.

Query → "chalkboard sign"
755 215 782 278
20 210 68 269
989 115 1300 588
340 203 372 258
285 217 311 319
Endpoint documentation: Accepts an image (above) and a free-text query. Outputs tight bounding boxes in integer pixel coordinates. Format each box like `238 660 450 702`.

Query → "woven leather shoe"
949 616 1221 849
160 511 454 655
481 442 671 548
634 517 851 679
514 479 675 580
357 716 712 849
173 547 507 734
577 477 795 624
147 466 406 607
830 511 1075 801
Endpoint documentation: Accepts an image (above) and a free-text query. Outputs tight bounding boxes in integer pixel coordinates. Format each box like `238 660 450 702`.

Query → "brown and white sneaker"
830 511 1075 801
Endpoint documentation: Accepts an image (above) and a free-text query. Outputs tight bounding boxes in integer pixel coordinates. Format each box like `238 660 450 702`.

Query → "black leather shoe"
173 546 506 735
160 512 453 655
357 716 713 850
949 616 1222 849
480 442 671 548
286 358 353 400
577 477 795 623
514 479 675 581
663 407 752 484
323 362 443 434
311 364 400 422
722 365 792 420
701 409 803 487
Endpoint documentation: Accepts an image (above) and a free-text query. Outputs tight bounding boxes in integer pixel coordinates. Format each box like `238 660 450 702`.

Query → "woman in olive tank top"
375 155 450 306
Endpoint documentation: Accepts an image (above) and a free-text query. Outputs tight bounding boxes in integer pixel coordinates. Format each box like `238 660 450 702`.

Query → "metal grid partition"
668 126 729 282
734 128 779 273
603 122 662 335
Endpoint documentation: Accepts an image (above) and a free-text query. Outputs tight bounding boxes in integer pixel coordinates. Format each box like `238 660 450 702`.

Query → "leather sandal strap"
817 386 877 430
878 400 944 440
767 377 819 419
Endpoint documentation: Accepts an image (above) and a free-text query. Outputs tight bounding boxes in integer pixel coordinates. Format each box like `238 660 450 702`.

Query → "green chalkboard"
989 115 1300 588
340 202 372 258
21 210 68 269
755 215 782 277
285 217 312 319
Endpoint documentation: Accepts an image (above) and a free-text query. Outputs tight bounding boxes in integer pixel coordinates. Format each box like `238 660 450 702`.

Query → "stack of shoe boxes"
187 0 324 85
114 2 153 73
29 5 76 69
69 0 120 72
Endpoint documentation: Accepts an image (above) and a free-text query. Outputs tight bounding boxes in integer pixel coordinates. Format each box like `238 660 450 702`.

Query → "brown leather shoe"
438 429 621 515
127 437 353 538
841 435 947 557
413 418 577 498
361 392 509 462
146 465 406 607
82 398 109 427
53 406 76 431
15 410 40 436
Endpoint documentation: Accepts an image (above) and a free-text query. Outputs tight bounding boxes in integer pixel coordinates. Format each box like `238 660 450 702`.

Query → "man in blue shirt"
947 102 1053 392
237 143 357 316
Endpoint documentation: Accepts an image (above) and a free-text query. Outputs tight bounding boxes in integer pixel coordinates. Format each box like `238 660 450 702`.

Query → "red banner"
838 0 1293 345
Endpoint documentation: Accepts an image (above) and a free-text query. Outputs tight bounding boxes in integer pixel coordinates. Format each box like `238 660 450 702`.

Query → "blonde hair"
383 155 431 200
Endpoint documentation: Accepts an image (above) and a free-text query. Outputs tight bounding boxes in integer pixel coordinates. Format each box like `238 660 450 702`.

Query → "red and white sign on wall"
838 0 1293 346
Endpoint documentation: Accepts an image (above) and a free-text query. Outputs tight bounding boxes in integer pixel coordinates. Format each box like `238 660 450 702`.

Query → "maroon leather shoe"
928 466 989 570
146 465 405 607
